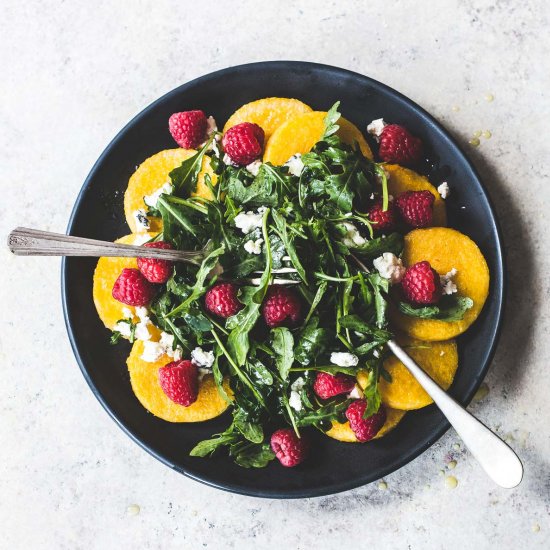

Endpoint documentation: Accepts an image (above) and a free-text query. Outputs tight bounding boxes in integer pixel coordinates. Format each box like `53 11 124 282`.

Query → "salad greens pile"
120 103 463 468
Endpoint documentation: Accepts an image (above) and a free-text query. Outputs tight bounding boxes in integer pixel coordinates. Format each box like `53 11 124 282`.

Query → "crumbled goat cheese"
330 352 359 367
206 116 217 137
122 307 133 319
244 238 263 255
135 307 148 321
246 160 262 176
140 341 165 362
440 268 458 295
234 208 266 234
291 377 305 392
437 181 451 199
133 209 150 231
140 331 182 362
341 222 367 247
144 182 173 208
114 321 133 338
133 233 151 246
191 347 215 369
289 390 303 411
131 306 152 341
373 349 380 358
373 252 406 284
348 384 364 399
285 154 305 177
367 118 387 141
223 153 238 167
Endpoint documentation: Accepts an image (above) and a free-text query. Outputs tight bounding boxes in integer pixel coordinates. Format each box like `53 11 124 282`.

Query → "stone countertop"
1 0 549 548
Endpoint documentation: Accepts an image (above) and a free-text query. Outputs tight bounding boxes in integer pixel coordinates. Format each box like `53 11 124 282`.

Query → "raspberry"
367 200 398 233
204 283 242 318
262 286 302 328
270 428 309 467
222 122 264 166
401 261 442 305
395 190 435 228
169 110 208 149
137 241 174 284
158 360 199 406
313 372 356 400
378 124 423 166
112 268 157 306
345 400 387 442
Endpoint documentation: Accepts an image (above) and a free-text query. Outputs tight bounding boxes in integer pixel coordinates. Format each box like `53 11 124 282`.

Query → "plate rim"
61 60 506 499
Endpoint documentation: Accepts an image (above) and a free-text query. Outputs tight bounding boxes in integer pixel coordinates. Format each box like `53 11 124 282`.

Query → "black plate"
62 61 505 498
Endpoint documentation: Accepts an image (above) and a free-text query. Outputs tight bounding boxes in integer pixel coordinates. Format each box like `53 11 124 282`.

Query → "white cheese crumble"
244 238 263 255
223 153 238 167
133 233 151 246
367 118 387 141
341 222 367 247
440 268 459 295
285 154 305 177
246 160 262 176
144 182 173 208
114 321 133 338
291 377 305 392
289 390 303 411
206 116 217 137
122 307 133 319
191 347 215 369
133 209 150 231
373 252 406 284
348 384 364 399
140 331 182 362
330 352 359 367
234 208 266 234
437 181 451 199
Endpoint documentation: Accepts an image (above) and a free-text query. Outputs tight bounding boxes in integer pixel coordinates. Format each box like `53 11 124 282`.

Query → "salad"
93 97 490 468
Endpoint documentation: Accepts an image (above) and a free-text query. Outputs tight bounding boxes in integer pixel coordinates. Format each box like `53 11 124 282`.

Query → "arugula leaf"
233 443 275 468
361 367 382 417
189 433 237 457
294 318 330 366
398 295 474 321
170 136 214 197
322 101 341 139
271 209 307 283
271 327 294 380
352 232 404 257
233 410 264 443
338 314 392 342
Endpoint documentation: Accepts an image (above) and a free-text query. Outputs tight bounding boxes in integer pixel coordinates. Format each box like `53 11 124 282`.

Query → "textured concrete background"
1 0 549 548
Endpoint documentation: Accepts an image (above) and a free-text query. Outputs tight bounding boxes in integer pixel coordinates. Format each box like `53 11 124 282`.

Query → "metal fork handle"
7 227 204 263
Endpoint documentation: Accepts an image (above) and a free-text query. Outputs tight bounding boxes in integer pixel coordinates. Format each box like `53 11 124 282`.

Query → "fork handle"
388 340 523 489
7 227 202 263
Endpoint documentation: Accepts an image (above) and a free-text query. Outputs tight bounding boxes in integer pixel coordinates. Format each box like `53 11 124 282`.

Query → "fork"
7 227 299 286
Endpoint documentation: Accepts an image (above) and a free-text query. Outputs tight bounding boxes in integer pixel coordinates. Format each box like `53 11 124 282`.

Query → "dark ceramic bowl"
62 61 505 498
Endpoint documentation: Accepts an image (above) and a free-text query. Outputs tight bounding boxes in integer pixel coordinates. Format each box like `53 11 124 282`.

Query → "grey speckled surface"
1 0 549 548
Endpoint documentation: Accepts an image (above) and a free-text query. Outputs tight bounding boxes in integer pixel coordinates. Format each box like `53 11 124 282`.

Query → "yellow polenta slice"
223 97 312 140
93 233 159 330
127 340 231 422
125 149 195 233
392 227 490 340
263 111 373 165
326 407 406 443
379 337 458 410
124 149 217 232
385 164 447 226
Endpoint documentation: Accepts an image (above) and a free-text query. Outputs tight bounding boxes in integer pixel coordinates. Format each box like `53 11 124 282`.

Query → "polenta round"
392 227 490 341
223 97 312 139
263 111 373 165
127 340 232 422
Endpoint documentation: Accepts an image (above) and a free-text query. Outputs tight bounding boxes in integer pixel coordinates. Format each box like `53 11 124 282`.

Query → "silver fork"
7 227 299 286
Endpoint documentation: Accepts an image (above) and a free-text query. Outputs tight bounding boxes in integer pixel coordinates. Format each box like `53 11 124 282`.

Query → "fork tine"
252 267 298 275
243 277 301 286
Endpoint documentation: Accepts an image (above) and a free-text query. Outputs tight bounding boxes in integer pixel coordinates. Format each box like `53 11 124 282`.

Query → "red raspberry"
345 400 387 442
204 283 243 318
169 110 208 149
395 190 435 228
401 261 442 305
367 200 398 233
262 286 302 328
112 268 157 306
378 124 423 166
137 241 174 284
313 372 356 400
222 122 264 166
158 360 199 406
270 428 309 467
